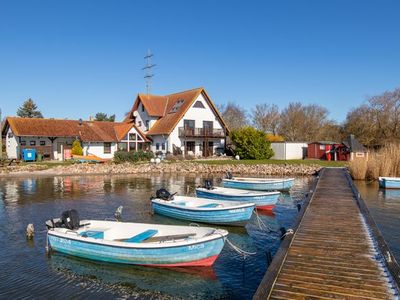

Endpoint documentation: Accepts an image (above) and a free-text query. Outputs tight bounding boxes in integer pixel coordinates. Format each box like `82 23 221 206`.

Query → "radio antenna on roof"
142 49 156 95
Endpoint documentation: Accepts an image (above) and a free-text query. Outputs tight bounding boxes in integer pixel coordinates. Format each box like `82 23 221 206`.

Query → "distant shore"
0 161 322 178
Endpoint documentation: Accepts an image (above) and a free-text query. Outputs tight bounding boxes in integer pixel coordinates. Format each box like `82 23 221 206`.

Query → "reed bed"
349 143 400 180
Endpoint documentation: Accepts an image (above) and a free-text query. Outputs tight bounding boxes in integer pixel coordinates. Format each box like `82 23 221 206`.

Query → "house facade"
2 117 149 160
124 87 229 157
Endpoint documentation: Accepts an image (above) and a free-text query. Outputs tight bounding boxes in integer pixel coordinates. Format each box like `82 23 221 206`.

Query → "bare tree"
251 103 280 134
219 102 247 130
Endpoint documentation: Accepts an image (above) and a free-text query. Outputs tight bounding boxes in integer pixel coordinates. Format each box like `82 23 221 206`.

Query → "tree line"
220 86 400 147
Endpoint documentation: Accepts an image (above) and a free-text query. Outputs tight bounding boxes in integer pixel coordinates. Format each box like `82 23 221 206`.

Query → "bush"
71 140 83 155
114 150 154 163
230 126 274 159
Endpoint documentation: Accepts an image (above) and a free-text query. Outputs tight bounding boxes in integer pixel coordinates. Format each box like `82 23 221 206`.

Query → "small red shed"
307 141 338 160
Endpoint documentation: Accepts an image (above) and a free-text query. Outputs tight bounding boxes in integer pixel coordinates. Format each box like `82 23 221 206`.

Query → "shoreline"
0 161 322 178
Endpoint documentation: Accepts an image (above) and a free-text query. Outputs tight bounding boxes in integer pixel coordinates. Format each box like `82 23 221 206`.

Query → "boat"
46 210 228 267
72 154 108 163
195 184 280 211
222 173 294 191
379 177 400 189
151 195 255 226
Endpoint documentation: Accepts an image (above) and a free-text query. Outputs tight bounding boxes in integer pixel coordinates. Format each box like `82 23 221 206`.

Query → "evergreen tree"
17 98 43 118
95 112 115 122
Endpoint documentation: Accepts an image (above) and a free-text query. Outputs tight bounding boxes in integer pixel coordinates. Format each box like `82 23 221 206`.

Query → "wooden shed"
307 141 338 160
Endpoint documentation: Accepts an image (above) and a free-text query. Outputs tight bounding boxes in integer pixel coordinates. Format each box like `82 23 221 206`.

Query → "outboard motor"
61 209 80 230
204 180 213 190
225 171 233 179
156 188 173 200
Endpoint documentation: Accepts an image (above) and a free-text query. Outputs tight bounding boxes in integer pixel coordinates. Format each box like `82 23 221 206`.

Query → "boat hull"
222 178 294 191
151 201 254 226
196 189 279 211
47 232 225 267
379 177 400 189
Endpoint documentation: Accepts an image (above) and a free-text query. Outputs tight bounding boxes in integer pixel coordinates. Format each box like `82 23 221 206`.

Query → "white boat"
379 177 400 189
222 175 295 191
46 211 228 267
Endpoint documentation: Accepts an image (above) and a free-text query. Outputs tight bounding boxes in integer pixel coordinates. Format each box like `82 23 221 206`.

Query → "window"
40 141 46 146
145 120 149 130
104 142 111 154
156 143 160 150
162 143 166 151
138 121 142 127
30 141 36 146
129 133 136 140
193 101 205 108
7 132 13 138
20 141 26 146
319 144 325 150
118 142 127 151
129 142 136 151
141 102 145 112
169 99 185 113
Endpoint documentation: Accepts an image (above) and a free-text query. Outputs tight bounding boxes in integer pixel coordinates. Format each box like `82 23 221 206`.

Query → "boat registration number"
52 236 72 245
188 243 205 251
229 208 245 213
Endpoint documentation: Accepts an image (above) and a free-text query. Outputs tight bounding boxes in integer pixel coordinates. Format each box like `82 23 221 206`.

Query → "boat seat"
198 203 220 208
80 230 104 239
124 229 158 243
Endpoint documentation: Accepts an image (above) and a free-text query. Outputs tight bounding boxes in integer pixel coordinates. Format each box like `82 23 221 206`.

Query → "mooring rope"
252 210 272 232
214 230 256 259
281 228 294 239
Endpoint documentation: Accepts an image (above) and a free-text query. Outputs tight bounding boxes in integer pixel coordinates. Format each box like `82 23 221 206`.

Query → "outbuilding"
270 142 308 160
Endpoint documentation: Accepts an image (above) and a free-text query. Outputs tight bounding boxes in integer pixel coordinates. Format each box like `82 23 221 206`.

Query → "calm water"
0 174 313 299
355 180 400 262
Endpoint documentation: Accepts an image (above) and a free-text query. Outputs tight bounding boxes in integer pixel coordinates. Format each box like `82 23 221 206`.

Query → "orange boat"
72 154 109 163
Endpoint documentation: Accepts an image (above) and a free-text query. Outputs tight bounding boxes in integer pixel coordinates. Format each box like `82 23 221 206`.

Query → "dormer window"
170 99 185 113
141 103 145 112
193 101 205 108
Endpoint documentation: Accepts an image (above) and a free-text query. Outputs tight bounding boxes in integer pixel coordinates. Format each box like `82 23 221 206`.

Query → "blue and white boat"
196 186 280 211
151 195 255 226
222 176 294 191
379 177 400 189
46 218 228 267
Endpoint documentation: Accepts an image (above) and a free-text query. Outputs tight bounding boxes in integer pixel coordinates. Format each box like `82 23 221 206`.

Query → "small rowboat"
196 186 280 211
222 176 295 191
151 195 255 226
72 154 109 163
379 177 400 189
46 214 228 267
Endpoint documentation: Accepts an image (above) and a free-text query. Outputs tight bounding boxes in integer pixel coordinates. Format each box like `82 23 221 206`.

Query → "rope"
253 210 272 232
214 230 256 259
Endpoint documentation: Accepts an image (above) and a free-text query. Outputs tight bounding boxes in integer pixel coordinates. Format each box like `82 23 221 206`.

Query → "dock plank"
253 168 397 299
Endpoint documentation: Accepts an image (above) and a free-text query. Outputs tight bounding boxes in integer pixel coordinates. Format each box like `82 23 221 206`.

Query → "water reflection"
0 174 313 299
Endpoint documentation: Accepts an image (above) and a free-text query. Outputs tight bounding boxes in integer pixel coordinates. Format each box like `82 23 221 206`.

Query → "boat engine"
225 171 233 179
204 180 213 190
61 209 80 230
156 188 173 200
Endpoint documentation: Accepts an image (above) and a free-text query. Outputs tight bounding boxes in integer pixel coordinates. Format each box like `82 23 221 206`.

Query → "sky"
1 0 400 123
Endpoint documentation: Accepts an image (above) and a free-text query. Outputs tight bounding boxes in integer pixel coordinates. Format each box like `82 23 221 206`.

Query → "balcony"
178 127 225 138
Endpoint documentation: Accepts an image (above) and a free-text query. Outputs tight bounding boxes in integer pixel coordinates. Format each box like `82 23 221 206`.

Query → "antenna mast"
142 49 156 95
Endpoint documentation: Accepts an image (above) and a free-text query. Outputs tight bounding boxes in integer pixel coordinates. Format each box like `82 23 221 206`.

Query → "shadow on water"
0 174 313 299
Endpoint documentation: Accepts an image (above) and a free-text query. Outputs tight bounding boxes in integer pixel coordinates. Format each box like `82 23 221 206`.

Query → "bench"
124 229 158 243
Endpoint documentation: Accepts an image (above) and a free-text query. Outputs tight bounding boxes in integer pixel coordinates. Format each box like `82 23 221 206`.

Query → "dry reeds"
349 143 400 180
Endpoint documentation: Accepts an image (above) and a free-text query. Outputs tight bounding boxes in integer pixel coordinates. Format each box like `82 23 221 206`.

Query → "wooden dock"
254 168 400 300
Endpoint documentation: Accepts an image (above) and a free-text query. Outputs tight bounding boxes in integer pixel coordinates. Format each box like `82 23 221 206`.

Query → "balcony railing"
178 127 225 138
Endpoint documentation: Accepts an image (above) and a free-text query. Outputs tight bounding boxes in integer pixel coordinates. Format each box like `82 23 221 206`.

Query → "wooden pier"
254 168 400 300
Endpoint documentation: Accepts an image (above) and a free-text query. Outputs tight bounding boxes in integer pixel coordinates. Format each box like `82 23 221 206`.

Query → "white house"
2 117 149 160
124 87 229 157
270 142 308 160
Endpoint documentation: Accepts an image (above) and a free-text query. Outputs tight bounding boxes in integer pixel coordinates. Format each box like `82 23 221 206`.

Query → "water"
355 180 400 262
0 174 313 299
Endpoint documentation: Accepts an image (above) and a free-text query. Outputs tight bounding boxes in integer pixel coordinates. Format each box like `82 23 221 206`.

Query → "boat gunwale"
195 187 281 196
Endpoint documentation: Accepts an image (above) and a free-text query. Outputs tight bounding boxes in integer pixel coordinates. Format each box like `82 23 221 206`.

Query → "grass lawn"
196 159 347 167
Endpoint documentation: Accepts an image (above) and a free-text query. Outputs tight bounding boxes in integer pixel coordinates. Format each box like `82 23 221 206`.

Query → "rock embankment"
0 161 321 177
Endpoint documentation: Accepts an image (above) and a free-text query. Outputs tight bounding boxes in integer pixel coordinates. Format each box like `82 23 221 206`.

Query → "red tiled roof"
2 117 149 142
125 87 229 136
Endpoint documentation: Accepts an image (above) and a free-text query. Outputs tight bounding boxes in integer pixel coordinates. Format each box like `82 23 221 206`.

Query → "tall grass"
349 143 400 180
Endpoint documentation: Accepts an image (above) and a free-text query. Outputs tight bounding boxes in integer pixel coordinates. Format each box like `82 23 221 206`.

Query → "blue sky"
1 0 399 122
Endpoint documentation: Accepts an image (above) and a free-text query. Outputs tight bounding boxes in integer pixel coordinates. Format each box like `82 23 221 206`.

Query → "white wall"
271 142 308 160
83 142 117 159
135 102 159 132
6 128 18 159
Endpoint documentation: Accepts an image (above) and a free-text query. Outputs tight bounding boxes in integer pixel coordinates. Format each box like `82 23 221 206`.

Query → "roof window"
193 101 205 108
169 99 185 113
